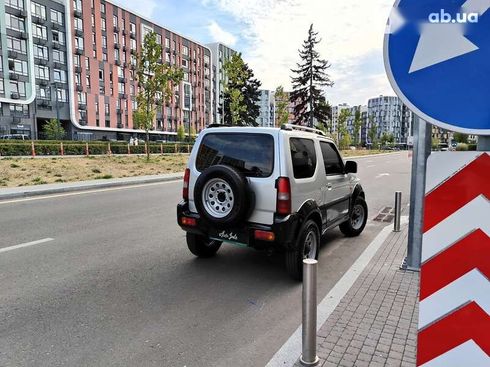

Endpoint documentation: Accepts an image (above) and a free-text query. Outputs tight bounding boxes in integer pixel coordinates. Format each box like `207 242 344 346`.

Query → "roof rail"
207 124 232 128
281 123 326 136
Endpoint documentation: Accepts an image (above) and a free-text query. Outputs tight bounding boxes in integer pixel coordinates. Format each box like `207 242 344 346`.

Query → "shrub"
456 143 469 151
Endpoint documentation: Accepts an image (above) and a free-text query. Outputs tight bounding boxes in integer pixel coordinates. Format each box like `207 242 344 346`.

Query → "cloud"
202 0 396 105
207 20 237 46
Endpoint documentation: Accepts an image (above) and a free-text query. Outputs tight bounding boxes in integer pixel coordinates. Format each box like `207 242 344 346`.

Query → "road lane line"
0 238 54 254
0 180 180 205
367 165 376 168
265 217 409 367
376 173 391 179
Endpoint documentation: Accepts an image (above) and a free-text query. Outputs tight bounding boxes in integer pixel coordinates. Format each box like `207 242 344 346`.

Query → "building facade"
255 89 275 127
206 42 236 125
0 0 212 140
367 95 413 146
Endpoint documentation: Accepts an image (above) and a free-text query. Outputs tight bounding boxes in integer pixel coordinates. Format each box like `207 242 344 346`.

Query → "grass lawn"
0 150 394 188
0 154 189 188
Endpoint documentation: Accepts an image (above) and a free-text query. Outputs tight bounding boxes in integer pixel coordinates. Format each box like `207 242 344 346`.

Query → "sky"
113 0 397 106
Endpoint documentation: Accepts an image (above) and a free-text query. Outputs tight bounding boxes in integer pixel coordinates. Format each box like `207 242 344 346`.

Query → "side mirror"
345 161 357 174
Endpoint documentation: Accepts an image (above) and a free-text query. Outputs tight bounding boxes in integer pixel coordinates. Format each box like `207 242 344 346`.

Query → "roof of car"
204 125 335 143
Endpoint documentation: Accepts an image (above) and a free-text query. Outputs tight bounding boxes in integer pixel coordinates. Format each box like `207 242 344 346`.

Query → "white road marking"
265 217 409 367
0 238 54 254
367 165 376 168
376 173 390 179
0 180 180 205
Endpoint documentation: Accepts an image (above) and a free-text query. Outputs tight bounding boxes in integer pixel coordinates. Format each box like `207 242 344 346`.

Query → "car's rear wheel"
285 219 320 281
340 197 368 237
186 233 222 258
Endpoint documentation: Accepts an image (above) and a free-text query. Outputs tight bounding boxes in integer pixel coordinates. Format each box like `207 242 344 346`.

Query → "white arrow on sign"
409 0 490 73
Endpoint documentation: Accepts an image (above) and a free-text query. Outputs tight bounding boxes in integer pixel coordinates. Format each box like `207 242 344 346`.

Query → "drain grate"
374 206 395 223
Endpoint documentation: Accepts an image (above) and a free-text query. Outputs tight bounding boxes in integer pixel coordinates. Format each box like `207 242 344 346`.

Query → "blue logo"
384 0 490 135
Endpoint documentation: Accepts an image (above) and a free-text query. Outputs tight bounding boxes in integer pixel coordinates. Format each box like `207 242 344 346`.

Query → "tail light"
276 177 291 215
183 168 190 200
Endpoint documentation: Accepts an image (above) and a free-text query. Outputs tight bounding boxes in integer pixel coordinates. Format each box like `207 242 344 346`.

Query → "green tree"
274 86 290 127
353 108 362 146
177 125 185 142
135 31 183 160
316 96 332 132
453 132 468 144
380 132 395 147
290 24 334 127
43 119 65 140
432 137 441 150
221 53 261 126
337 109 350 143
368 115 378 149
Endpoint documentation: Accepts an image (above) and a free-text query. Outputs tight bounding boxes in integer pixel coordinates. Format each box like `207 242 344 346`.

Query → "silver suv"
177 124 367 280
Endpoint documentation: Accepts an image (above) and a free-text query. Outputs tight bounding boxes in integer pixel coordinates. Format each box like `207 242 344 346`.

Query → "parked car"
177 124 368 280
0 134 29 140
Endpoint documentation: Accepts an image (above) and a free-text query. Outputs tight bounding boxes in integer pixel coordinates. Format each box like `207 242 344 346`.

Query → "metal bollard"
394 191 402 232
300 259 319 366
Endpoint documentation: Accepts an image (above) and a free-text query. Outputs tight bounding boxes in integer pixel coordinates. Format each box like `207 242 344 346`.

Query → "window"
196 133 274 177
113 15 118 27
9 59 28 76
130 39 136 50
130 22 136 34
85 57 90 70
101 18 106 31
6 0 23 10
99 69 104 81
10 81 26 97
73 54 80 67
182 59 188 68
53 49 64 64
6 36 26 53
34 44 48 59
74 17 83 31
117 66 124 78
77 91 86 104
86 74 91 88
52 30 65 45
118 82 125 93
56 89 67 102
91 14 95 27
114 49 120 61
53 69 67 83
183 82 192 111
10 104 29 115
6 14 25 31
165 38 170 48
73 0 82 11
75 73 81 85
0 79 3 95
31 2 46 18
36 84 50 99
75 36 84 50
102 35 107 48
34 65 49 80
290 138 317 179
114 33 119 44
182 45 189 56
156 34 162 44
105 103 109 115
32 24 47 39
100 2 105 13
50 9 63 25
320 142 344 175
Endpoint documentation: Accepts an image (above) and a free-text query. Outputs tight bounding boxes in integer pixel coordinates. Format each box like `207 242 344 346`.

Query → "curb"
0 173 183 201
345 151 405 160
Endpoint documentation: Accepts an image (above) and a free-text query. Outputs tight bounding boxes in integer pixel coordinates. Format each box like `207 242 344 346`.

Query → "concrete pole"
300 259 319 366
406 117 431 271
477 136 490 151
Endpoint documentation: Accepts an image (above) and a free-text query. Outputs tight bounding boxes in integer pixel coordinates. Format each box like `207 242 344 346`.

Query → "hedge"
0 141 194 156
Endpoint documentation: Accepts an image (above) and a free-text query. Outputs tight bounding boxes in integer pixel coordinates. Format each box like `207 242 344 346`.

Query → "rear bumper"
177 201 300 250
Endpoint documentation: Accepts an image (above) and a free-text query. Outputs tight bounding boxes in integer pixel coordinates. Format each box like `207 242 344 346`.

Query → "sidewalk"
0 172 183 200
296 223 419 367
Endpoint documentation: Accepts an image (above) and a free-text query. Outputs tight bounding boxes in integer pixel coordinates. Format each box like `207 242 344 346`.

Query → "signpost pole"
406 117 431 271
477 136 490 151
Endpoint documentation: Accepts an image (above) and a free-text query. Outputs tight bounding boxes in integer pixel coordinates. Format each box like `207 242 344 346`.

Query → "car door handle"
327 183 333 190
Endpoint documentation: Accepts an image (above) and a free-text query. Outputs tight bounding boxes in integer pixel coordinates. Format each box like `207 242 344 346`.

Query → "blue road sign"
384 0 490 135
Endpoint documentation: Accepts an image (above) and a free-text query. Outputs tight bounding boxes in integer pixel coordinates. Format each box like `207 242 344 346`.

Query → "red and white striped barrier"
417 152 490 366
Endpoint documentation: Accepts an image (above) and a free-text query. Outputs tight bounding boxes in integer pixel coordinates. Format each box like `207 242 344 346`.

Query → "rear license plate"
209 228 249 246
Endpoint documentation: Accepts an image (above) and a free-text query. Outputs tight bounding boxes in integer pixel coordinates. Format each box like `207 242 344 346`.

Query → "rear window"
196 133 274 177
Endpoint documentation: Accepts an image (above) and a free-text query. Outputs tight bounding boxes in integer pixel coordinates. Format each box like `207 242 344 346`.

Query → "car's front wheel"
340 197 368 237
186 233 222 258
285 219 320 281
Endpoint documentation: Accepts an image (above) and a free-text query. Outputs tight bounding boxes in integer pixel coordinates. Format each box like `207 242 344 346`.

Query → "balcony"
114 43 120 49
12 116 22 124
51 22 61 30
75 47 84 55
38 79 49 86
130 48 137 55
115 60 121 66
113 25 120 32
75 28 83 37
8 50 18 58
33 37 47 45
35 58 48 66
78 103 87 110
122 45 127 52
53 42 61 50
74 9 82 18
10 92 20 99
122 29 127 36
79 118 87 126
118 77 126 83
117 122 123 128
130 31 136 39
20 32 28 40
37 99 51 107
9 72 19 81
74 66 82 73
31 15 45 24
76 85 83 92
53 62 65 69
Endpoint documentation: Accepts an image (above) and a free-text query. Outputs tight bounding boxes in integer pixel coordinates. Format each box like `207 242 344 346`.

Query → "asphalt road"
0 151 411 367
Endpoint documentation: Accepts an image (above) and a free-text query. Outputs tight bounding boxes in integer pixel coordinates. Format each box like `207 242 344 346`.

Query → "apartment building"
255 89 275 127
0 0 212 140
206 42 237 125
